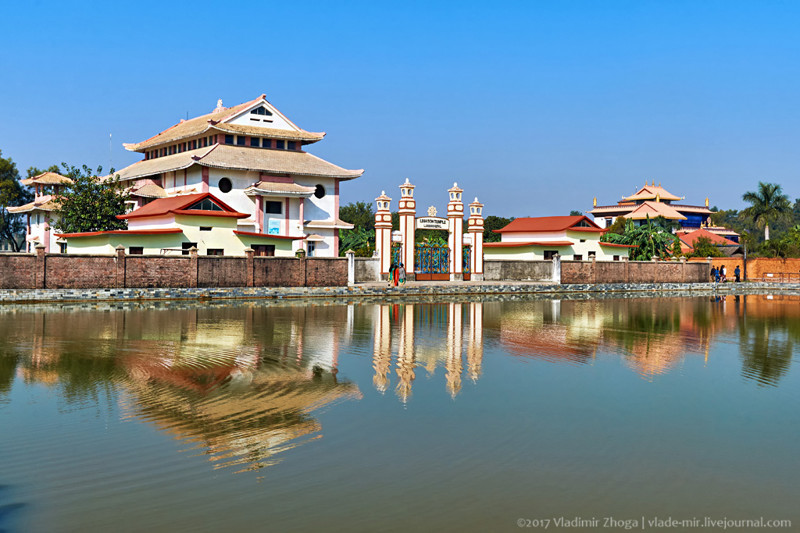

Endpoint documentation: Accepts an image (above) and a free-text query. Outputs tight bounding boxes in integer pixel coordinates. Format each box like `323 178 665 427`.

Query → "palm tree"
742 182 791 241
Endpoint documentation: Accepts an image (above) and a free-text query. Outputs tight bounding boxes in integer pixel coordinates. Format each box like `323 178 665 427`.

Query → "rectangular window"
307 242 316 257
250 137 260 147
207 249 224 256
252 245 275 257
181 242 197 255
225 135 234 145
287 141 297 150
276 140 285 150
588 251 596 259
236 136 246 146
573 254 582 261
191 140 197 150
579 239 586 243
262 139 272 149
543 250 558 260
129 247 143 255
59 242 68 254
199 227 212 232
613 255 620 261
265 201 282 214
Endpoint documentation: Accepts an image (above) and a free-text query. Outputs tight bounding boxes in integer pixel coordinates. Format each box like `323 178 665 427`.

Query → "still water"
0 294 798 532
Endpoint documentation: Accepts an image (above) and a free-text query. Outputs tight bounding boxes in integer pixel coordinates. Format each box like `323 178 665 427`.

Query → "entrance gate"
415 244 450 281
374 180 485 282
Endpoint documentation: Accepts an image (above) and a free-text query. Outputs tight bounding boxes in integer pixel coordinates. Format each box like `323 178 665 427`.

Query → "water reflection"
0 306 362 474
0 294 798 477
371 302 485 401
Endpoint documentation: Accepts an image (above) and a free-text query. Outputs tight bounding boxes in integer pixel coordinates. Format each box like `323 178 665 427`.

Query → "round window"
314 184 326 199
218 177 232 193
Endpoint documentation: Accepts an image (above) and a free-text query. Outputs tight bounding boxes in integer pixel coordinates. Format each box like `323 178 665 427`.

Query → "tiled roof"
623 184 682 202
625 201 687 220
112 144 363 182
118 192 247 220
304 218 355 230
129 179 168 199
124 95 324 152
677 228 738 248
21 172 73 186
244 181 316 197
112 147 211 182
495 216 603 233
212 123 324 142
199 145 363 180
7 195 59 213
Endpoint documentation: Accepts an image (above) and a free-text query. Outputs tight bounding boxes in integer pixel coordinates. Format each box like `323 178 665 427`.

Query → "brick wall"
0 254 35 289
689 257 800 282
483 260 553 281
198 257 247 288
562 259 709 284
45 255 117 289
125 256 194 288
0 247 347 289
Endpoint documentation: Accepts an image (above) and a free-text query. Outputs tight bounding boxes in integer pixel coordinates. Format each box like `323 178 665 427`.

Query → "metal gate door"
463 246 471 281
415 244 450 281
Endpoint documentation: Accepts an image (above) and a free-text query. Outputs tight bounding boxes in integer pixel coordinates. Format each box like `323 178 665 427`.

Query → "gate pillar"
398 178 416 280
447 182 464 281
375 191 393 278
467 197 484 281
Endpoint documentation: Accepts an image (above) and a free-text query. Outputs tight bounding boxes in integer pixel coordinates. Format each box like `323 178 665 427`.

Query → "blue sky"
2 1 799 217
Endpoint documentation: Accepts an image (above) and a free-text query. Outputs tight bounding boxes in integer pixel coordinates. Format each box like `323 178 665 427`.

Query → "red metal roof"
56 228 183 238
494 216 603 233
118 192 247 220
484 240 574 247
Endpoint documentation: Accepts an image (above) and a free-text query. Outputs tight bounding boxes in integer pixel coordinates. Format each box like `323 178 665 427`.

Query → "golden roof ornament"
593 197 597 207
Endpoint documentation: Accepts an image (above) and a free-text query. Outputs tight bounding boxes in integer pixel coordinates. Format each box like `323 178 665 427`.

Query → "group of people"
711 264 741 283
388 261 407 287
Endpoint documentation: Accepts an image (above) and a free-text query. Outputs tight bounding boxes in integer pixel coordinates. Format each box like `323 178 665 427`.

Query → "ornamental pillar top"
375 191 392 212
399 178 415 198
469 197 483 217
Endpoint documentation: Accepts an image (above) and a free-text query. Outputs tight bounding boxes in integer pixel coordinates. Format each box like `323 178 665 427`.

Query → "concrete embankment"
2 281 799 304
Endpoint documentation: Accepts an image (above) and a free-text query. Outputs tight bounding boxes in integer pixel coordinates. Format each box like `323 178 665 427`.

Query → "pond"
0 294 798 532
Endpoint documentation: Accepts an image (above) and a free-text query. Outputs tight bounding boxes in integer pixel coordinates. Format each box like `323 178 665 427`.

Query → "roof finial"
453 181 458 187
404 178 410 184
215 99 224 111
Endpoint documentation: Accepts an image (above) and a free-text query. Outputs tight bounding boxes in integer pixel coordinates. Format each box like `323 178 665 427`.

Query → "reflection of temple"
0 305 362 474
371 302 485 401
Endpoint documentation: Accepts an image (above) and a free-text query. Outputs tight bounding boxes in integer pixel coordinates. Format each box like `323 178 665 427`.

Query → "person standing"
710 266 717 283
388 261 398 287
734 265 741 282
397 262 406 285
720 264 727 282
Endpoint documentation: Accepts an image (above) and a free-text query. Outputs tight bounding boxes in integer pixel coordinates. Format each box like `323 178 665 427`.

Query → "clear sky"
2 0 799 217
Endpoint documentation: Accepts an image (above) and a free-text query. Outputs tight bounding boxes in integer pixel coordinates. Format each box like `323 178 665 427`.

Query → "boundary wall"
0 246 347 289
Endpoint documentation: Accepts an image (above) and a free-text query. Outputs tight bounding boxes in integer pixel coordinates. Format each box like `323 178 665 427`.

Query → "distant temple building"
8 172 73 253
65 94 363 257
587 182 739 243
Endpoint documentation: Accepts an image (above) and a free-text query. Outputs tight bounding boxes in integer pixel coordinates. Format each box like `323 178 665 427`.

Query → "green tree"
601 216 678 261
742 182 791 241
605 216 627 235
687 236 725 258
339 201 376 256
569 210 583 216
52 164 130 233
483 215 514 243
0 150 33 251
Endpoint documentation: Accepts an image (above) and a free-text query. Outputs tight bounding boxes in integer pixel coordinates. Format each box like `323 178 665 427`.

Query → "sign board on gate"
416 217 448 230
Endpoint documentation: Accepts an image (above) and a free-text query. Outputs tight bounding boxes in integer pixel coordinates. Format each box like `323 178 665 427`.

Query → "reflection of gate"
415 244 450 281
463 246 471 282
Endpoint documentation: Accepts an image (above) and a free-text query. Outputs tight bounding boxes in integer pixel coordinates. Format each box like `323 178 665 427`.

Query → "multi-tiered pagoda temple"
105 94 363 257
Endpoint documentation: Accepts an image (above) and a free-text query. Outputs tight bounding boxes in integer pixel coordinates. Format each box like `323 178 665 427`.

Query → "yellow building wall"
484 233 630 261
